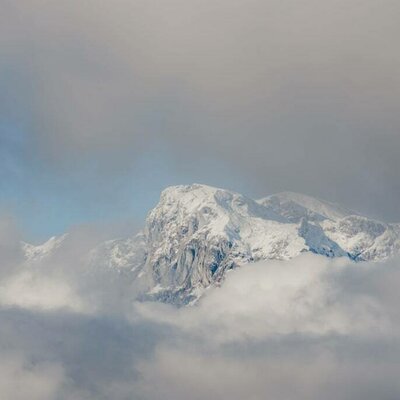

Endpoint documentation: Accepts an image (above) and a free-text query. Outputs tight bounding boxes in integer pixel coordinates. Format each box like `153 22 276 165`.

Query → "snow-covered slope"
322 216 400 261
259 191 355 222
22 234 68 262
21 184 400 305
87 233 147 274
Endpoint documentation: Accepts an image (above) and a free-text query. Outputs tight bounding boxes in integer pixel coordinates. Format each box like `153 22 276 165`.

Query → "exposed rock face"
22 184 400 305
135 185 308 303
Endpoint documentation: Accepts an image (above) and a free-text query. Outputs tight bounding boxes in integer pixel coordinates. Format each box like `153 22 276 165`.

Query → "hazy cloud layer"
1 0 400 226
1 221 400 399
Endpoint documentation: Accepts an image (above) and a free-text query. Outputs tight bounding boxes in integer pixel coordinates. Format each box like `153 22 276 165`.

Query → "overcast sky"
1 0 399 240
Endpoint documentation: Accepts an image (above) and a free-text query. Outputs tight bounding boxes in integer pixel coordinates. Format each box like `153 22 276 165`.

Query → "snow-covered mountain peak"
156 184 284 229
258 191 355 223
158 183 250 216
22 234 68 262
19 184 400 305
139 184 308 302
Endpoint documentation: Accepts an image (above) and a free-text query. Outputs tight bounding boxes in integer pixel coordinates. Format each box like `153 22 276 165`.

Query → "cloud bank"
1 220 400 399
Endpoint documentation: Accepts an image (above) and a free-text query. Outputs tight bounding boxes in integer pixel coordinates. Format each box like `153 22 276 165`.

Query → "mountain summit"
23 184 400 305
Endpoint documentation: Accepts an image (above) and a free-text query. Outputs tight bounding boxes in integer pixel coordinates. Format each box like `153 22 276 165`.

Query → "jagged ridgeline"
23 184 400 305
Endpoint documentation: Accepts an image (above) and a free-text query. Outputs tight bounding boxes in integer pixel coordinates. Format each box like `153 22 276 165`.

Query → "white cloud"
0 354 65 400
137 254 394 342
134 255 400 400
0 270 86 313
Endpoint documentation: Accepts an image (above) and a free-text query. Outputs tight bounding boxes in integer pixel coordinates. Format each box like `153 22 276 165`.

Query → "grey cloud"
1 0 400 219
2 230 400 399
0 215 24 278
136 338 400 400
134 255 400 400
0 308 167 400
